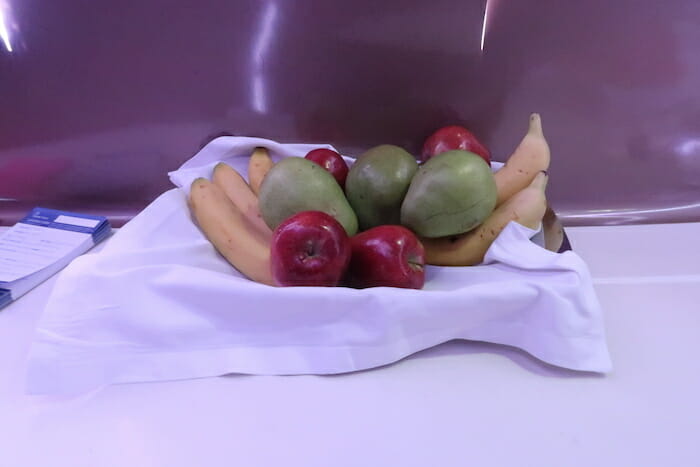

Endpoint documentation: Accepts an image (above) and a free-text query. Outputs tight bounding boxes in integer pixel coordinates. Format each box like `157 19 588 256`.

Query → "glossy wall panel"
1 0 699 225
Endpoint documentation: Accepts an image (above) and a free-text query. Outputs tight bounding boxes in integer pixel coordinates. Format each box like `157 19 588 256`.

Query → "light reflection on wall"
562 201 700 225
479 0 501 53
480 0 490 52
250 1 279 114
676 138 700 158
0 0 13 52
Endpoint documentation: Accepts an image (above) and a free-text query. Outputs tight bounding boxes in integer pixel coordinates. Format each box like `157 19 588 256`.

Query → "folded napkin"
25 138 611 395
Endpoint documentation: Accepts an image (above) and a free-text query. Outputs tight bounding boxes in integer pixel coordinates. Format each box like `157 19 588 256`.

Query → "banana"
248 147 274 195
212 162 272 240
189 177 274 286
494 113 550 206
422 171 548 266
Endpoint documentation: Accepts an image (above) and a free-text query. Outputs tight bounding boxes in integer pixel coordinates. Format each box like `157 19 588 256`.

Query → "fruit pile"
188 114 550 290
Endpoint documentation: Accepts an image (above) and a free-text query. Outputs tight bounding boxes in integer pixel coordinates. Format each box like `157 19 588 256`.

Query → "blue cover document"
0 208 111 309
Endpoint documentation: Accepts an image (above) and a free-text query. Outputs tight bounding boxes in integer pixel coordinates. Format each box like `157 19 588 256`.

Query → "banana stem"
529 171 548 191
528 113 543 136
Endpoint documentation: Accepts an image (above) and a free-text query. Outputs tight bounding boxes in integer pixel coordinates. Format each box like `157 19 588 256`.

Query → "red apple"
346 225 425 289
421 125 491 166
271 211 351 287
304 148 349 188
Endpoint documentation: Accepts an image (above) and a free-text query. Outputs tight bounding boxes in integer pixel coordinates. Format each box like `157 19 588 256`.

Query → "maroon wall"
1 0 699 225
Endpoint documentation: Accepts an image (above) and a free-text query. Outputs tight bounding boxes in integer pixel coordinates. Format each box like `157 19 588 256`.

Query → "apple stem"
305 241 316 257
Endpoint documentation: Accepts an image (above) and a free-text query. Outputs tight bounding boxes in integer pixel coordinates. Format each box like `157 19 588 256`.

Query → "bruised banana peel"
422 171 548 267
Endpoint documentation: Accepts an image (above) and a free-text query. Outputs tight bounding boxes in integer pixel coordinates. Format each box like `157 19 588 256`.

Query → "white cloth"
25 138 611 395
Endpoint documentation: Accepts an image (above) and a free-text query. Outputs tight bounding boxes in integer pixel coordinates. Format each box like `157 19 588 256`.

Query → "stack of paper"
0 207 111 309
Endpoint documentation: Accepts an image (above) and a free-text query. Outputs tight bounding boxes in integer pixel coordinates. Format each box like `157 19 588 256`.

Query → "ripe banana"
422 171 548 266
212 162 272 241
248 147 274 195
189 177 274 286
494 113 550 206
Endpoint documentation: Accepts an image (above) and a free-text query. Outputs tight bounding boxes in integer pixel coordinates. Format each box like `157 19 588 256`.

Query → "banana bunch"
187 113 551 285
188 149 275 285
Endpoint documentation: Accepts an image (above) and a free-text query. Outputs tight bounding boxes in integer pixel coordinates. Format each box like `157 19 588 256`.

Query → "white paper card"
0 223 89 282
0 208 111 308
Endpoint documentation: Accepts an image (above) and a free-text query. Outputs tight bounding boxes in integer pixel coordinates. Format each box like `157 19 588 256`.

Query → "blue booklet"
0 208 111 309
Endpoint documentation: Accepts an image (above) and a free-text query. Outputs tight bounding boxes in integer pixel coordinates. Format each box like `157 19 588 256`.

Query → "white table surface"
1 223 699 467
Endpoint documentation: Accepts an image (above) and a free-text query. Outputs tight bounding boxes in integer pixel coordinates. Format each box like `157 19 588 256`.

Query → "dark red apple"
421 125 491 166
271 211 351 287
304 148 349 188
346 225 425 289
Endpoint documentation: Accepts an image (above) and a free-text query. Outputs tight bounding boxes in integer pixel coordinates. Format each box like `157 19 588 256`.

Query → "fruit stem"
528 113 543 137
529 171 548 192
